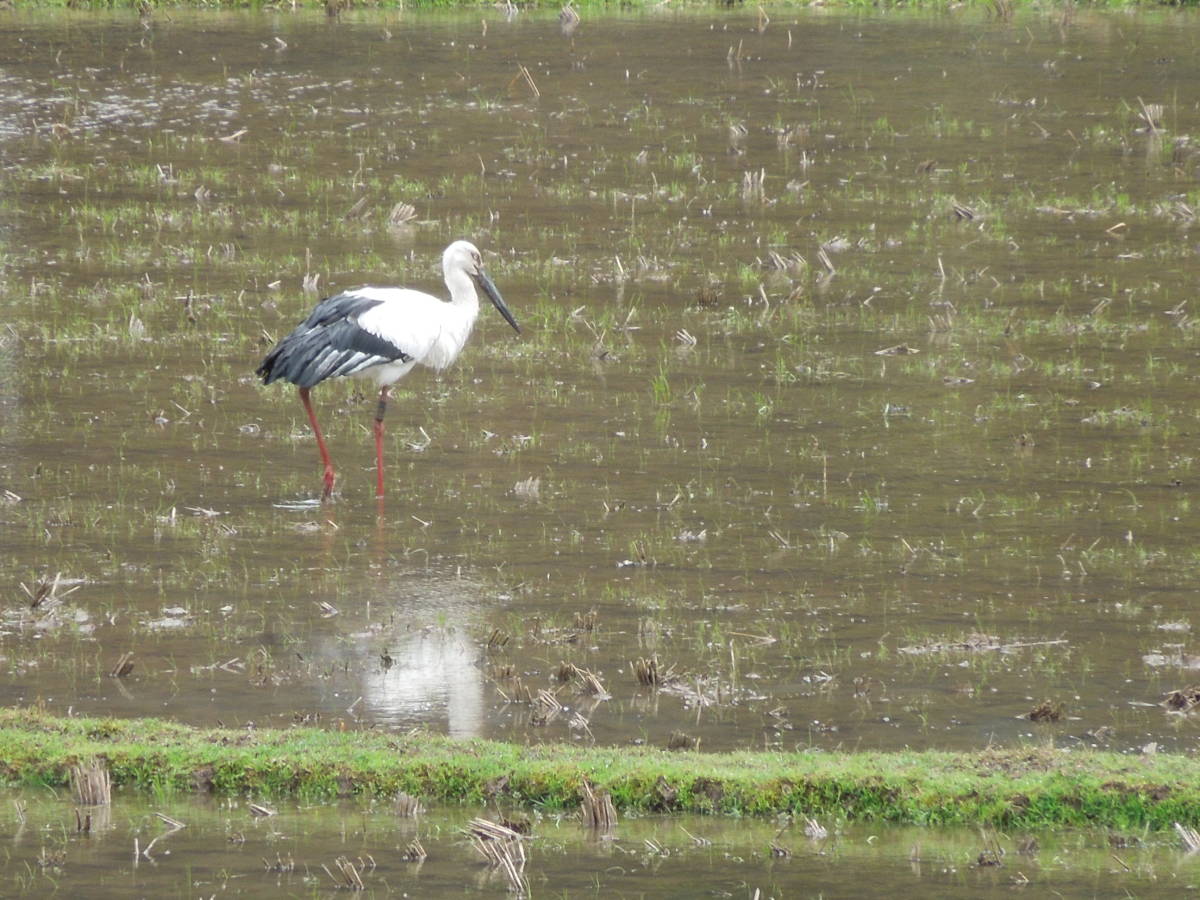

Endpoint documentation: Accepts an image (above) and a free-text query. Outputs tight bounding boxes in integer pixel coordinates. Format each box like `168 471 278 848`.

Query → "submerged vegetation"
4 708 1200 830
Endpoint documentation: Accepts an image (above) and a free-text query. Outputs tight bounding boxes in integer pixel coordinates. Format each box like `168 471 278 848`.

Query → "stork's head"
444 240 520 334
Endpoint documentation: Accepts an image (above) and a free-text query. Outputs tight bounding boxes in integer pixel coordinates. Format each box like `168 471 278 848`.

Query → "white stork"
257 240 520 500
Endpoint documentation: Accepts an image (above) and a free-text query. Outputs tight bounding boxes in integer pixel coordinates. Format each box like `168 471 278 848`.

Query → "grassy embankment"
1 708 1198 829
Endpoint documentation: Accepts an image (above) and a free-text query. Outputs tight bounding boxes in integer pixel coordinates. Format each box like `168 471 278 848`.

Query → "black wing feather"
257 293 412 389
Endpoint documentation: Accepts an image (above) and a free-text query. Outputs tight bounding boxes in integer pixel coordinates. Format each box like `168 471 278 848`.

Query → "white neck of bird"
445 268 480 309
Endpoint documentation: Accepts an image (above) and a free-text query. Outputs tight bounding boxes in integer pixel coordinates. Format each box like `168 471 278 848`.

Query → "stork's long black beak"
475 269 520 335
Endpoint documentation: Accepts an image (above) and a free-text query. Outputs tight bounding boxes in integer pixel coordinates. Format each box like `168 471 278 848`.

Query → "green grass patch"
2 708 1198 830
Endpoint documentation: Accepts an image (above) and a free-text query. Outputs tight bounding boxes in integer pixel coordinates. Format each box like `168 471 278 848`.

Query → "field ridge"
2 708 1198 829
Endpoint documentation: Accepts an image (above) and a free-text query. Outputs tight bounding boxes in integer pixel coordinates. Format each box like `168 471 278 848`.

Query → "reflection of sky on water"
359 626 483 738
315 568 492 739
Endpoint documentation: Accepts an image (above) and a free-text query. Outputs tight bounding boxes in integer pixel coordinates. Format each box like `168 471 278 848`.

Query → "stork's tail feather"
256 347 285 385
257 337 318 387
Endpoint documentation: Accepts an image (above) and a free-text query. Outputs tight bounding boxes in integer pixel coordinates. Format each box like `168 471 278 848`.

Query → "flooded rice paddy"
8 788 1200 899
1 6 1200 888
4 2 1200 754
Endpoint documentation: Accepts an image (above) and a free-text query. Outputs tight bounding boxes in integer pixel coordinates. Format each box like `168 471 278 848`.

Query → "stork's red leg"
299 387 336 500
374 386 390 499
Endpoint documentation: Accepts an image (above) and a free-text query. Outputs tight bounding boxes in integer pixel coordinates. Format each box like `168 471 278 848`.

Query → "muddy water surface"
14 792 1200 897
1 8 1200 764
5 789 1199 898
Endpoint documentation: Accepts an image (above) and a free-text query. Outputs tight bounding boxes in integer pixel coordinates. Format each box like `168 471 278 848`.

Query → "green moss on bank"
1 708 1197 829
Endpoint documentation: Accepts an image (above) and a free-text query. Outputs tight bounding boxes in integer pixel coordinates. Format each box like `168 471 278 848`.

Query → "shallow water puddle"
1 8 1199 762
4 790 1198 898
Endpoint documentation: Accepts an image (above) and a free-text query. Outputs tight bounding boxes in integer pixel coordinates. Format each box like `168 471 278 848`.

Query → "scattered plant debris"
322 855 374 891
467 818 528 893
109 652 135 678
667 731 699 751
899 634 1067 655
1162 686 1200 712
580 780 617 833
70 759 111 806
1175 822 1200 853
804 817 828 840
263 852 295 872
1028 700 1063 722
394 792 423 818
19 572 81 609
632 656 678 687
